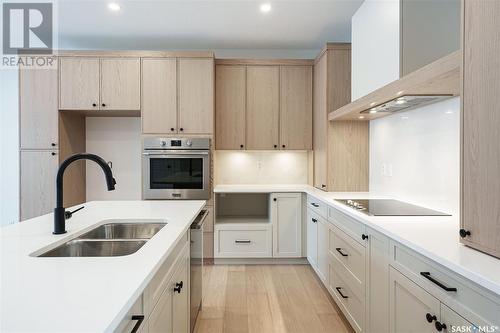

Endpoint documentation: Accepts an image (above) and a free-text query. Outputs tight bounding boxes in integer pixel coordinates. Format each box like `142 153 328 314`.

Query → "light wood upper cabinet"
178 58 214 134
461 0 500 258
246 66 280 150
142 58 177 134
280 66 312 150
215 65 246 149
100 58 141 110
59 57 100 110
313 55 328 189
20 65 58 149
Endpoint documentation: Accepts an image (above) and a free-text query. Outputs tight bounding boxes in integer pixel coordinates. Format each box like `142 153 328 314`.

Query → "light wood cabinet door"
461 0 500 258
59 57 100 110
20 150 58 220
389 267 440 333
142 58 177 134
246 66 280 150
280 66 313 150
215 65 246 149
306 209 318 267
19 64 58 149
178 58 214 134
271 193 302 258
313 56 328 190
172 255 189 333
100 58 141 110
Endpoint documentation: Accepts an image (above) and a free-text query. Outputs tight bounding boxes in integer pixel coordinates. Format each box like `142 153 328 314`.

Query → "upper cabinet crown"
215 61 312 150
142 57 214 134
59 57 141 111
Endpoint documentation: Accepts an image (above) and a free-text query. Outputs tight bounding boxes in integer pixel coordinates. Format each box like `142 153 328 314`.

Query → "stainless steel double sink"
37 222 167 257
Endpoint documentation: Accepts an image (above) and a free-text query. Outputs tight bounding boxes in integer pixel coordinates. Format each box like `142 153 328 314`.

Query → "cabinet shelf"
215 216 270 225
328 50 460 121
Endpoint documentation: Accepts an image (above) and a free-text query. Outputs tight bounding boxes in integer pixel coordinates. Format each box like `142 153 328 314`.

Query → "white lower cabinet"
316 218 329 283
115 232 190 333
271 193 302 257
389 267 440 333
306 209 318 267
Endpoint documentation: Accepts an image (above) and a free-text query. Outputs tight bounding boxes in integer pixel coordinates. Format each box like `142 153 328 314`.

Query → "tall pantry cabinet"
460 0 500 258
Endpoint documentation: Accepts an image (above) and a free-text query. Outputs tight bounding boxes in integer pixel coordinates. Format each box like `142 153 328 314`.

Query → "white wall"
215 151 309 185
370 97 460 215
86 117 142 201
351 0 400 100
0 70 20 225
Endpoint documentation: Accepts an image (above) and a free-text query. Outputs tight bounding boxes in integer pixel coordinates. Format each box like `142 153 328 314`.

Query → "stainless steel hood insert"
360 95 453 115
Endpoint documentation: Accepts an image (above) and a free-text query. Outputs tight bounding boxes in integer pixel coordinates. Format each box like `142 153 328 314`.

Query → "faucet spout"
54 153 116 235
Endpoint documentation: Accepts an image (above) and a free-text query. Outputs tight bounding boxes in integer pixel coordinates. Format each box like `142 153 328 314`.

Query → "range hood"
360 95 453 115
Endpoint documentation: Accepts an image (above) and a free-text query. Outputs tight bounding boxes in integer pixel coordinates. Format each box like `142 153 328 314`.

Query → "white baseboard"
213 257 309 265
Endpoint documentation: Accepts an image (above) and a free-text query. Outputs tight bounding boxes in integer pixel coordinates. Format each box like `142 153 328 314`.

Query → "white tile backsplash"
215 151 309 185
369 97 460 215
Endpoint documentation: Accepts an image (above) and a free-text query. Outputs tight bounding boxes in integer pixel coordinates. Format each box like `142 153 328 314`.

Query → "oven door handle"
142 151 209 156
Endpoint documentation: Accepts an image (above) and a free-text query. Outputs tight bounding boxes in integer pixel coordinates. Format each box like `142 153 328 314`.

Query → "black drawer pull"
420 272 457 292
311 203 319 208
435 321 447 332
335 287 348 299
131 315 144 333
235 240 251 244
311 218 317 223
335 248 348 257
174 281 183 293
426 313 437 323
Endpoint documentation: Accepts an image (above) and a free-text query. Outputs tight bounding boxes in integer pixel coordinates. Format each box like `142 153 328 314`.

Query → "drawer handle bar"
235 240 251 244
335 248 348 257
420 272 457 292
131 315 144 333
311 203 319 208
311 218 318 223
335 287 349 299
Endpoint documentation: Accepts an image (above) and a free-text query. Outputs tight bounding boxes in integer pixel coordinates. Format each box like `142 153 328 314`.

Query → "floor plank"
195 264 352 333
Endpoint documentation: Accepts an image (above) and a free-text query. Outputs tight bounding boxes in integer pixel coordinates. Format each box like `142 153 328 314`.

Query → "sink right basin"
38 239 147 257
76 222 167 240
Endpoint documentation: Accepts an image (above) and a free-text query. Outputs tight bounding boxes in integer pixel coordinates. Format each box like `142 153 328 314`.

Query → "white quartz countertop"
214 184 500 296
0 200 205 333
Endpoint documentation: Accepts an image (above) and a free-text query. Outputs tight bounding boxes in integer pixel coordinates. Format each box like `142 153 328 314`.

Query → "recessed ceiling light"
260 3 272 13
395 98 406 105
108 2 121 11
369 107 378 114
358 116 365 119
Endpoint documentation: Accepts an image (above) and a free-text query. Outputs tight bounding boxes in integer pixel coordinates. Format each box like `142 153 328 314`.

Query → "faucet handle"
65 206 85 219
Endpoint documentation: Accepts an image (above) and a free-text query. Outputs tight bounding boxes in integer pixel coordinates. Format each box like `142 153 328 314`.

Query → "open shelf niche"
215 193 271 226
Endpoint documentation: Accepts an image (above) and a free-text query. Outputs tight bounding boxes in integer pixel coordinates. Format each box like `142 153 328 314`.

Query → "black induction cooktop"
335 199 451 216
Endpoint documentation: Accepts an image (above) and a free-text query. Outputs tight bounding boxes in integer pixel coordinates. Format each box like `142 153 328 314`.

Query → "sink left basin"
76 222 167 240
38 239 147 257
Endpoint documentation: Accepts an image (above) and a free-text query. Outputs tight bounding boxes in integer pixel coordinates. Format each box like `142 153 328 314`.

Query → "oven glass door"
143 151 210 199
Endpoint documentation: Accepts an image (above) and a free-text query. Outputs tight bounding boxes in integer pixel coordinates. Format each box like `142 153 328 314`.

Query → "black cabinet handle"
240 144 244 148
131 315 144 333
174 281 183 293
180 128 184 131
420 272 457 292
51 142 56 147
274 144 277 148
101 103 106 107
273 198 277 202
51 152 57 156
170 128 175 132
435 321 447 332
426 313 437 323
362 234 368 240
321 184 326 188
335 287 348 299
311 218 317 223
92 103 97 107
336 248 348 257
235 240 251 244
459 229 471 238
282 144 285 148
311 203 319 208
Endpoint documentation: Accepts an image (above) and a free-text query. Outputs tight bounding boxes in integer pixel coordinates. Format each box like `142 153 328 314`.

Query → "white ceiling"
57 0 363 55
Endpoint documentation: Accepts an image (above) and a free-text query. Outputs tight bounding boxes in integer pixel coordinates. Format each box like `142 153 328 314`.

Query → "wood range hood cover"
328 50 461 121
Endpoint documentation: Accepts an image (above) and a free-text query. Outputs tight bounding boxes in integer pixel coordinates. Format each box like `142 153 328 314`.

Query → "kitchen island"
0 200 205 333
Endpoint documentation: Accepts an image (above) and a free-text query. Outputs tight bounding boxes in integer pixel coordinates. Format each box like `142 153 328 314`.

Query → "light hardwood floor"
194 264 352 333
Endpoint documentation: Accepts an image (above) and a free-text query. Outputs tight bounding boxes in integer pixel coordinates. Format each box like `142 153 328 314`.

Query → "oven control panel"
143 137 210 150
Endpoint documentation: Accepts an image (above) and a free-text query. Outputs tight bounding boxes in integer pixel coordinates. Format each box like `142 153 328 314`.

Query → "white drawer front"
391 242 500 326
328 206 366 245
307 195 328 218
215 227 272 258
330 225 366 292
329 263 365 333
